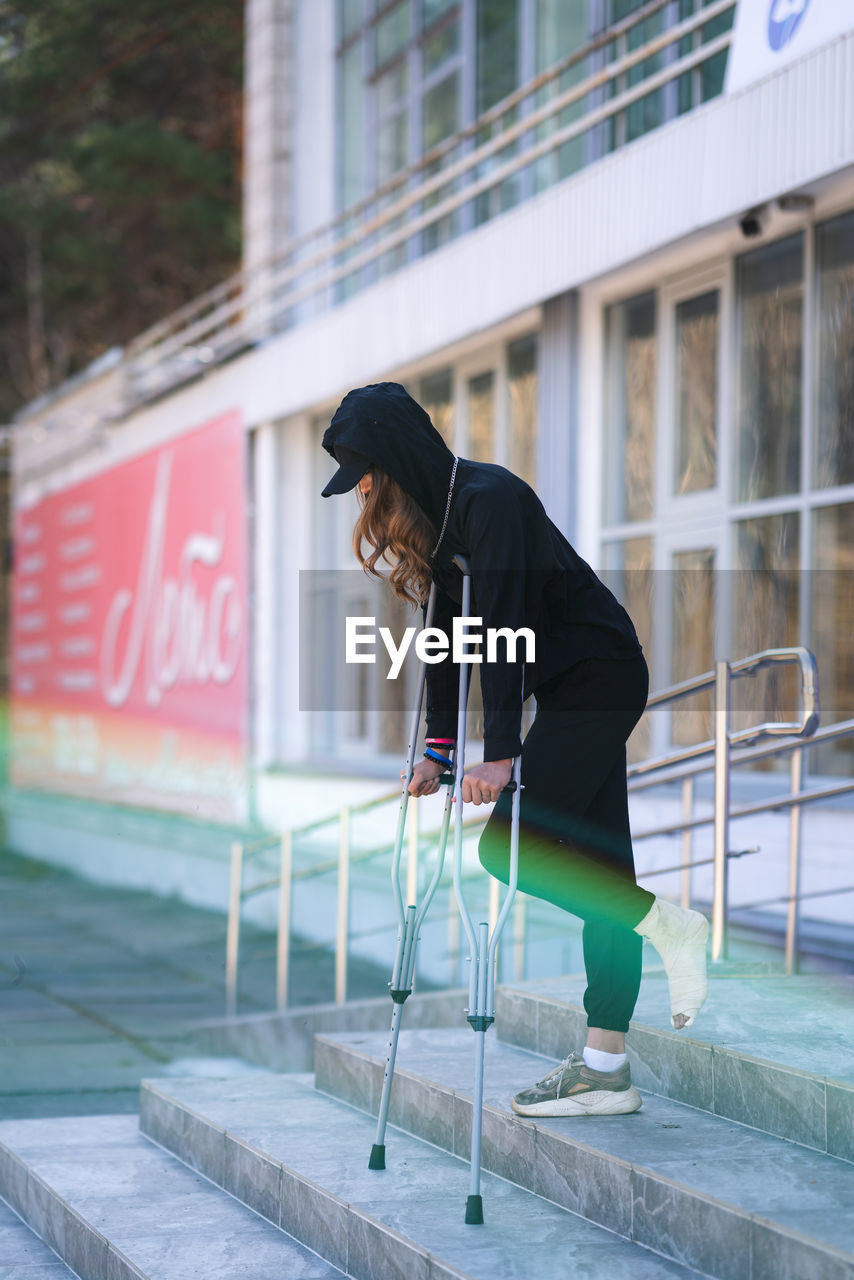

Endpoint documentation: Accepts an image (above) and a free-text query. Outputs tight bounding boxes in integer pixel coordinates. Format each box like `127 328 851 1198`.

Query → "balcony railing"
123 0 735 410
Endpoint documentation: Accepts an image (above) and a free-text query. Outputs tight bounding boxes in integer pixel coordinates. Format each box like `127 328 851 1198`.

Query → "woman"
321 381 708 1118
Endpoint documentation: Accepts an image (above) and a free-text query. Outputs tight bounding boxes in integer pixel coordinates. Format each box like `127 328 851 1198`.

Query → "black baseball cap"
321 446 371 497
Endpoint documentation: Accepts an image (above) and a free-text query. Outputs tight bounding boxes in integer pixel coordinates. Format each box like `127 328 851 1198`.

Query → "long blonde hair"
353 468 435 606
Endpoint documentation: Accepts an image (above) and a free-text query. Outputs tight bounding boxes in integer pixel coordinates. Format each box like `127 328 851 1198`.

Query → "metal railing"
123 0 735 408
225 788 491 1016
223 644 854 1014
629 647 820 964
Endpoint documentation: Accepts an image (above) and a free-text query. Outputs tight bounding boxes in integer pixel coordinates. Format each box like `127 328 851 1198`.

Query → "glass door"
658 529 723 754
658 267 729 521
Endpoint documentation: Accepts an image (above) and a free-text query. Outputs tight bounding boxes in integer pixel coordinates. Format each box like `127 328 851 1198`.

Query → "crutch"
450 554 523 1226
368 581 456 1171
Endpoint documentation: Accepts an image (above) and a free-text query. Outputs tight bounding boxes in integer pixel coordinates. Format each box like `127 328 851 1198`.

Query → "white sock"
583 1046 627 1073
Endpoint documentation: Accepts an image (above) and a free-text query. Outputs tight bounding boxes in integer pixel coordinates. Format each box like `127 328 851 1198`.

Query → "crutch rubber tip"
368 1144 386 1170
465 1195 484 1225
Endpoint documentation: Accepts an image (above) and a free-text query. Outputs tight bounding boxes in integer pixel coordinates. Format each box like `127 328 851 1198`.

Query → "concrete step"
0 1194 77 1277
139 1070 703 1279
314 1028 854 1280
495 971 854 1158
0 1112 345 1279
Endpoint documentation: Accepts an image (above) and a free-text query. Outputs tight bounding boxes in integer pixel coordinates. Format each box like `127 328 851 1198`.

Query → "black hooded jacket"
322 382 642 760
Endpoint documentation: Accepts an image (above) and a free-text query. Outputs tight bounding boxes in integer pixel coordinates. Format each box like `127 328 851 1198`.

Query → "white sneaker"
511 1052 642 1117
634 898 709 1030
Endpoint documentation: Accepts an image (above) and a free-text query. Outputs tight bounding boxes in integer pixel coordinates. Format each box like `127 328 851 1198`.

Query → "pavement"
0 846 394 1120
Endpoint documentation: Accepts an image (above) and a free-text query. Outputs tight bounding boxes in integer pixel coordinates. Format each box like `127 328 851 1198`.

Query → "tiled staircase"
1 971 852 1279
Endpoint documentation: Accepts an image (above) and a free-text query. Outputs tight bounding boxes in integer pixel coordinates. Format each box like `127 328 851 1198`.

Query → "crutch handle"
436 776 521 792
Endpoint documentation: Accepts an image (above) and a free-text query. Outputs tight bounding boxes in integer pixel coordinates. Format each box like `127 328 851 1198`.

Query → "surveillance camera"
778 192 814 214
739 207 765 238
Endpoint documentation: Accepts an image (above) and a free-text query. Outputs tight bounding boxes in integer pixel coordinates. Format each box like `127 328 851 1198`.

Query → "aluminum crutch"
368 580 456 1171
450 554 523 1226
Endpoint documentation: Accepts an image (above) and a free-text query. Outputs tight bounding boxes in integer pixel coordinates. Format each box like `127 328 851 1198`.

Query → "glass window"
815 212 854 489
420 154 460 253
602 536 653 760
375 1 411 66
375 58 410 186
732 512 800 745
508 334 538 488
674 291 718 494
670 548 716 744
699 0 735 102
476 0 519 114
423 0 456 26
423 17 459 76
676 0 736 114
468 370 495 461
423 70 460 149
609 0 667 147
537 0 586 65
677 0 696 115
418 368 454 444
377 109 409 182
338 0 364 43
338 41 366 208
533 0 590 192
604 292 656 523
811 503 854 775
377 59 408 115
735 235 803 502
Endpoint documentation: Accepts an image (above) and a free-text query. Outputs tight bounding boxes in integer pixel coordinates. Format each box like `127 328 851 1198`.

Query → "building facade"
8 0 854 949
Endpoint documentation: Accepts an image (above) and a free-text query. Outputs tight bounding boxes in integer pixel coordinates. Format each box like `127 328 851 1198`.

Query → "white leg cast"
634 897 709 1029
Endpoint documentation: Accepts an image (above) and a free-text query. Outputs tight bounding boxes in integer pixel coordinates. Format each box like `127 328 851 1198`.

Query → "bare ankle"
586 1027 626 1054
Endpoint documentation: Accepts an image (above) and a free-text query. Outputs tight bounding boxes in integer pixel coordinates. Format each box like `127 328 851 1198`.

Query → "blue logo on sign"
767 0 811 52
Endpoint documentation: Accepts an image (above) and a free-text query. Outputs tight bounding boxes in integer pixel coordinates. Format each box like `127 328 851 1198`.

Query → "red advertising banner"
10 409 249 822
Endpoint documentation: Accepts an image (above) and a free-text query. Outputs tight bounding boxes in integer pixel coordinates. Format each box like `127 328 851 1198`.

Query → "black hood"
322 382 456 530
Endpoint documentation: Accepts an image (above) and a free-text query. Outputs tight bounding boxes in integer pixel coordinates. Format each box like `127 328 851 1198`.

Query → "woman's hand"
405 757 448 797
462 759 512 805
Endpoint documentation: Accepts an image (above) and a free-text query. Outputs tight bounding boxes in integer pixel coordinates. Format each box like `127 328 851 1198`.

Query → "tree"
0 0 244 421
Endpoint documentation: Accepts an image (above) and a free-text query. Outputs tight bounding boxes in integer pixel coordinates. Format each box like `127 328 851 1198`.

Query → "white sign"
725 0 854 94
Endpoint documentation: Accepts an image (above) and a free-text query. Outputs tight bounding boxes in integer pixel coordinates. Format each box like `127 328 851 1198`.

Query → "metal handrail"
223 645 850 1014
240 810 488 899
627 716 854 799
120 1 734 407
125 0 685 370
225 787 492 1013
631 647 819 779
626 647 820 965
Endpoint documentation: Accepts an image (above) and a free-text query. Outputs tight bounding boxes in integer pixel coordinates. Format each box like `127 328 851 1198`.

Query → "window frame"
657 262 731 523
594 194 854 778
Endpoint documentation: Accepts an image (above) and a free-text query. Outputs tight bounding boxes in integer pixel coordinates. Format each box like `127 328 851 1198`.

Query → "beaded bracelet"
424 746 454 769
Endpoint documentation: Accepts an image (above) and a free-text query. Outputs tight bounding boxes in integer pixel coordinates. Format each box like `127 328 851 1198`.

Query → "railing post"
276 830 293 1012
712 660 731 962
681 776 694 910
785 746 804 976
335 807 350 1004
225 841 243 1017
